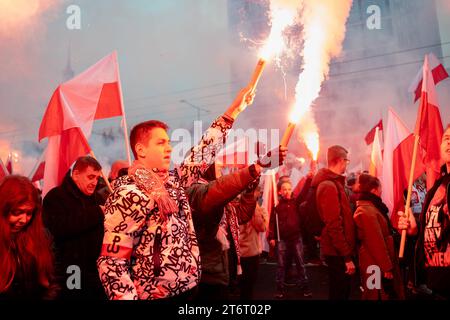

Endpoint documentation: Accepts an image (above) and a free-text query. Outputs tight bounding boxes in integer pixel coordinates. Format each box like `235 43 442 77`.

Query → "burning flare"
289 0 353 153
258 0 298 61
304 131 319 161
248 1 299 95
290 0 352 124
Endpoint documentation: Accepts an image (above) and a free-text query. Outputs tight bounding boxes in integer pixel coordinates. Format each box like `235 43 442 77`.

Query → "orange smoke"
0 0 59 38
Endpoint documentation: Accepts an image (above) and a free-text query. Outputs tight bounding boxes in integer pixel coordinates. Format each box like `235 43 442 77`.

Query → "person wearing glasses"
311 145 356 300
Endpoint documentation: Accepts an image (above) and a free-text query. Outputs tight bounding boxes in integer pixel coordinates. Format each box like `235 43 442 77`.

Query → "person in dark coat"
42 156 106 300
398 124 450 299
0 175 58 300
188 163 260 300
354 174 404 300
313 145 356 300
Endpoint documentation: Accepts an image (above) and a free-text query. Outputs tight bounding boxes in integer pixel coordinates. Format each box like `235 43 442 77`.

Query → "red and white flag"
261 169 278 252
39 51 125 195
381 108 424 216
369 126 383 178
414 54 444 189
409 52 448 103
29 152 46 183
0 158 8 181
365 119 383 145
216 136 249 168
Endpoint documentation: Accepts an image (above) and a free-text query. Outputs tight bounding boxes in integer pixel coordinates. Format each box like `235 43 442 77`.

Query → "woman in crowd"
353 174 404 300
0 175 58 299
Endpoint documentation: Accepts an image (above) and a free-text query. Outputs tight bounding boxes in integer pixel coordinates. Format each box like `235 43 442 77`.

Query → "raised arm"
179 87 254 188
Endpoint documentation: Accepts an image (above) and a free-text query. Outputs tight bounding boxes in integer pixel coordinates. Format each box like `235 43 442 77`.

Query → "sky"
1 0 450 176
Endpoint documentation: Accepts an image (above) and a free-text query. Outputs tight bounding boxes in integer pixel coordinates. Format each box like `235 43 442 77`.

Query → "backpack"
299 180 341 239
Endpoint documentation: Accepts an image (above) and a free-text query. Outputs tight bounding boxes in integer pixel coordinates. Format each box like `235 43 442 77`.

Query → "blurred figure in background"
239 185 268 300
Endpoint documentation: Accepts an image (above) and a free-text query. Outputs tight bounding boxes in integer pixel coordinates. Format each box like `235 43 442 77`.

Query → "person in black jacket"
42 156 106 300
0 175 58 300
398 124 450 299
268 179 311 299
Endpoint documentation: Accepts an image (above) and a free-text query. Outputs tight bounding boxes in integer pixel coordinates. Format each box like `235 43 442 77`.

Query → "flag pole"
399 133 420 258
114 51 132 166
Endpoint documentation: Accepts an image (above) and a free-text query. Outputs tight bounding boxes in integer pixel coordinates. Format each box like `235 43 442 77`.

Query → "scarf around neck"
128 160 179 221
358 192 394 234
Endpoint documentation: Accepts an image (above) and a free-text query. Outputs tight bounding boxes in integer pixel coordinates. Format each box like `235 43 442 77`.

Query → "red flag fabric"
381 108 425 216
30 161 45 182
409 53 449 103
5 154 13 174
415 55 444 189
0 158 8 181
39 51 124 195
365 119 383 145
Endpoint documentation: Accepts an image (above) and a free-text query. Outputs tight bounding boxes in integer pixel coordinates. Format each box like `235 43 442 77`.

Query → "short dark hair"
129 120 169 159
73 156 102 173
358 173 380 193
327 145 348 166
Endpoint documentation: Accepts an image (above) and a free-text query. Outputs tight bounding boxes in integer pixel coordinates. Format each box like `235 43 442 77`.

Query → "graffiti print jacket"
96 115 235 300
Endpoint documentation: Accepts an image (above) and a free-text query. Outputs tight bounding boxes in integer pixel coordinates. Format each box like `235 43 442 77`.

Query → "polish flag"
365 119 383 145
409 52 448 103
414 54 444 189
369 126 383 178
381 108 425 216
39 51 125 196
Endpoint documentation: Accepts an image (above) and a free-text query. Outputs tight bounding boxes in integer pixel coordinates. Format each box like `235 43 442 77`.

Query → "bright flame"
258 1 298 61
304 131 319 161
289 0 352 124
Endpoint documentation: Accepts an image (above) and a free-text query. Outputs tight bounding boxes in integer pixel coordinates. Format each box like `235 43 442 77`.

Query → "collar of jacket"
61 170 95 200
278 196 295 204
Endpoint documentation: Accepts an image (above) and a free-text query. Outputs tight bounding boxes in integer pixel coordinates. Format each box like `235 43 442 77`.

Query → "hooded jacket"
312 168 355 260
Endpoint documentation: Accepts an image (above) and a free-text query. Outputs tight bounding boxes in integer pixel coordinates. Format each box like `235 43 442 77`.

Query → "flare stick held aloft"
248 58 267 95
280 122 296 148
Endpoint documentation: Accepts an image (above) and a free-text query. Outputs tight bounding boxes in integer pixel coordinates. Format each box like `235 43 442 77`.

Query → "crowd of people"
1 84 449 301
